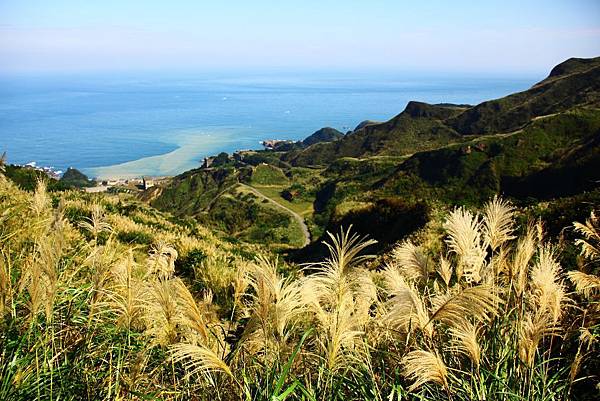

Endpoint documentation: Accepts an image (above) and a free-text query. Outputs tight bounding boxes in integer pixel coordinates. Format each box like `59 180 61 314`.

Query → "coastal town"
84 176 158 193
12 160 162 193
18 161 63 179
10 137 298 193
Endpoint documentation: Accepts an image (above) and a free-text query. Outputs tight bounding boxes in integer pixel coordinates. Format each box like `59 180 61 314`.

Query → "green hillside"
383 108 600 201
301 126 344 146
147 57 600 258
59 167 95 188
284 107 464 166
1 173 599 400
2 56 600 400
286 56 600 166
146 165 309 248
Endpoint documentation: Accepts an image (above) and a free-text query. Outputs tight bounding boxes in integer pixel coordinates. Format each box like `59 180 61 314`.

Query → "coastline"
84 130 242 180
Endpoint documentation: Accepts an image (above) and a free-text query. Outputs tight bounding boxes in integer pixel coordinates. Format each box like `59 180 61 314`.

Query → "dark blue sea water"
0 71 539 178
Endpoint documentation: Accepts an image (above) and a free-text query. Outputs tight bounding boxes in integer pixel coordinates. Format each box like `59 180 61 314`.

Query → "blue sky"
1 0 599 74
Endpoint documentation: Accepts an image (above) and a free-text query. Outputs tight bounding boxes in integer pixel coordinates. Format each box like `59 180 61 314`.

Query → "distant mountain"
286 56 600 166
60 167 95 188
268 126 345 151
148 56 600 254
447 57 600 134
284 102 466 166
301 127 344 146
353 120 380 132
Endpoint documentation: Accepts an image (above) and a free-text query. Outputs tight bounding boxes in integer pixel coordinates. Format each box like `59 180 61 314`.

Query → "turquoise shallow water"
0 71 539 178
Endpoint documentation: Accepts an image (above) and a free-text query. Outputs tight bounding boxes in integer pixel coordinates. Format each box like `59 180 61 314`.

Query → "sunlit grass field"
0 171 599 400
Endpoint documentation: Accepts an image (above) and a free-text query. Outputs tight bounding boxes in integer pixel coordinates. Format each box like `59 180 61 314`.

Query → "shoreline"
83 129 243 180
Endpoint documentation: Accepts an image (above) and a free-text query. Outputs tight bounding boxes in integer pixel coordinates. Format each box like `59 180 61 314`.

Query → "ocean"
0 71 539 179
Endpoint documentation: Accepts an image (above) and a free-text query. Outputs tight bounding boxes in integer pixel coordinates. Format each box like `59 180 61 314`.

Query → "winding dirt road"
239 183 310 247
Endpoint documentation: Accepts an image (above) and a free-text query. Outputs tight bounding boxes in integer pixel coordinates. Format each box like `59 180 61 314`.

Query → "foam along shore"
85 130 240 180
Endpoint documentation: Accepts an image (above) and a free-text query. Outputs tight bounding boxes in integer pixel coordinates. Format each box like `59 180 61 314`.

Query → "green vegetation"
3 164 96 191
447 57 600 134
2 56 600 400
285 112 464 167
59 167 95 188
249 164 289 186
4 165 64 191
379 108 600 203
145 58 600 260
301 126 344 146
149 167 240 214
284 57 600 166
212 151 233 167
3 164 54 190
145 166 306 248
238 188 305 247
251 185 313 216
2 175 599 400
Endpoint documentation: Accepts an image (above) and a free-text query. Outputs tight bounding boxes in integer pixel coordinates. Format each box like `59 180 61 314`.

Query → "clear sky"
1 0 599 74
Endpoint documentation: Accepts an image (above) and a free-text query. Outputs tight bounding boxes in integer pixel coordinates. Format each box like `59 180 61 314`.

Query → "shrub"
117 230 154 245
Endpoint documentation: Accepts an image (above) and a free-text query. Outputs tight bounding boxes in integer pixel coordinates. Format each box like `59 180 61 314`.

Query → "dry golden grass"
567 271 600 298
482 195 516 251
449 320 481 367
436 256 453 287
100 250 147 330
391 240 430 282
444 207 487 283
511 222 539 295
78 203 113 242
241 256 306 360
169 342 232 378
401 349 448 392
518 312 558 368
301 228 377 372
428 284 501 328
147 240 178 279
1 175 597 400
530 245 566 323
380 265 431 336
574 211 600 263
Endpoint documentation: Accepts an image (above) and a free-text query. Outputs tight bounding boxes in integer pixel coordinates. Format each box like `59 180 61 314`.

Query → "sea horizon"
0 70 541 179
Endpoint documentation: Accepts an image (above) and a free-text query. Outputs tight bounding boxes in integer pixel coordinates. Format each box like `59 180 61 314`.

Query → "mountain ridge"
129 56 600 253
286 56 600 166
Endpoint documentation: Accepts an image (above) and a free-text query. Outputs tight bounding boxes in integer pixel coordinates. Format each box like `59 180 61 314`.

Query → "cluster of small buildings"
21 161 63 179
460 142 488 155
201 150 253 169
261 139 294 149
98 177 153 189
86 177 155 193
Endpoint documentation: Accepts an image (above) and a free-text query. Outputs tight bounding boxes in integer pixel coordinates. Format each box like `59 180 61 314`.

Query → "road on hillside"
239 183 310 247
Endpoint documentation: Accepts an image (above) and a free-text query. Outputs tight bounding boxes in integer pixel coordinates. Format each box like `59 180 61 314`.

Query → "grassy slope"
448 57 600 134
147 57 600 255
2 175 599 400
287 57 600 167
149 167 240 214
148 106 600 254
380 108 600 202
286 110 465 166
232 184 306 248
290 107 600 257
3 57 600 401
149 164 311 248
250 164 316 217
